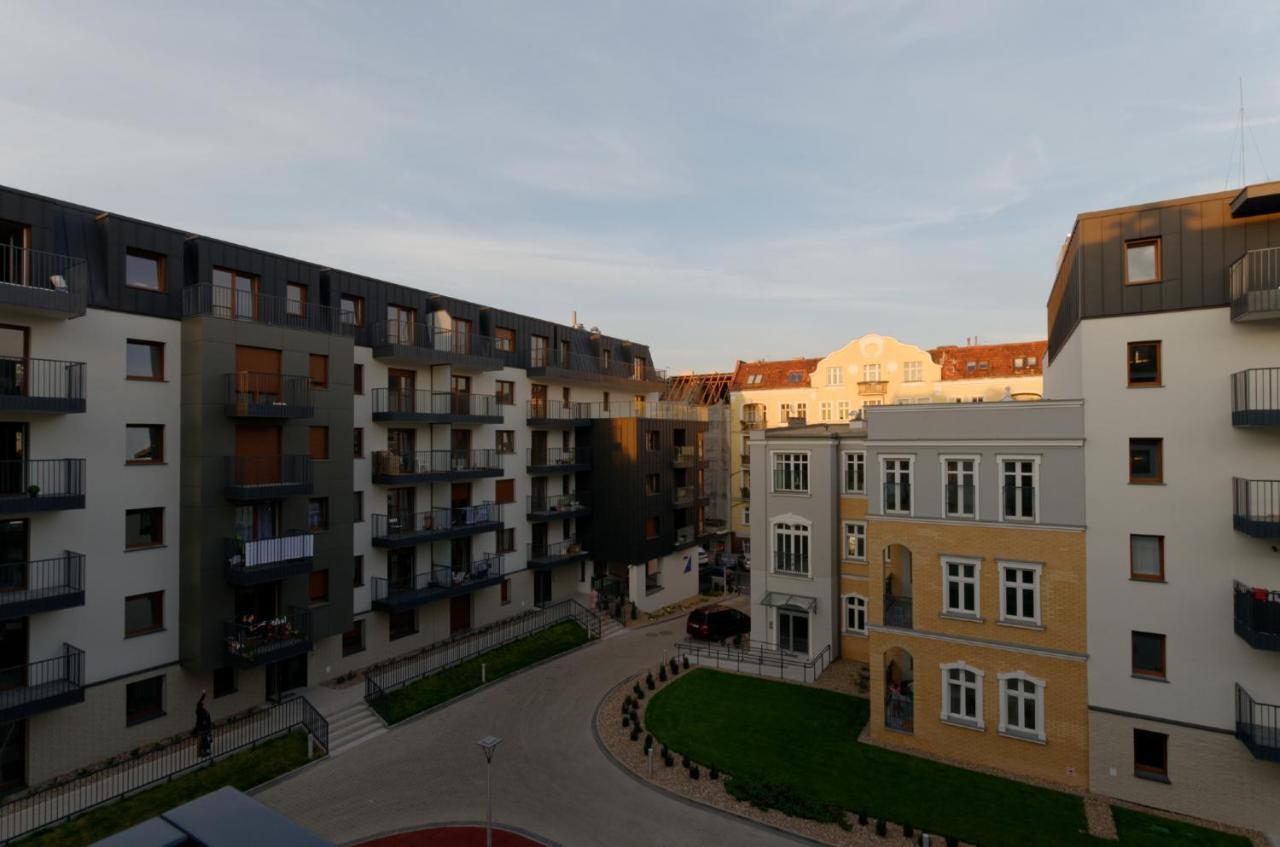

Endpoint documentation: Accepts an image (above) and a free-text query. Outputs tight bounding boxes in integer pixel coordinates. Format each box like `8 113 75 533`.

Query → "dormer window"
1125 238 1161 285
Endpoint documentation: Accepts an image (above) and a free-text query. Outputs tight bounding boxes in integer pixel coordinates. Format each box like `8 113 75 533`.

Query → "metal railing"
0 693 327 843
371 555 504 605
527 447 585 468
885 690 915 733
224 455 312 490
369 321 496 360
372 449 502 478
371 503 502 540
0 357 85 410
371 389 500 418
884 594 914 629
365 598 600 709
223 372 312 416
527 399 707 423
857 380 888 396
740 410 767 430
528 347 666 383
183 284 354 335
0 246 87 316
0 459 85 505
0 552 84 606
1229 247 1280 320
529 537 588 563
1231 368 1280 424
1234 478 1280 537
772 549 810 576
528 492 589 515
0 644 83 715
225 534 313 571
1235 683 1280 762
1234 581 1280 650
224 607 311 663
676 640 832 683
944 483 976 518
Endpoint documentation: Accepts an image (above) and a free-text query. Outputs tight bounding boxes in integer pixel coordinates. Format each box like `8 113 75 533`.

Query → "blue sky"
3 1 1278 370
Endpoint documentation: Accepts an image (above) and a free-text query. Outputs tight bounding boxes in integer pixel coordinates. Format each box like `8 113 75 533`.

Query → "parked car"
686 605 751 641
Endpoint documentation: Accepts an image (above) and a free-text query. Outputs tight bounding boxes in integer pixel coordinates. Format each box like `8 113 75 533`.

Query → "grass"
645 670 1249 847
18 731 311 847
374 620 589 724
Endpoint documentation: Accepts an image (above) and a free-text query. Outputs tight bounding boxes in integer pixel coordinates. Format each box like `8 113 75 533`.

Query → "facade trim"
867 624 1088 662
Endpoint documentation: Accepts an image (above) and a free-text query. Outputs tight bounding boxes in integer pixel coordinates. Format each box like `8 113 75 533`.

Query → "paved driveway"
256 620 801 847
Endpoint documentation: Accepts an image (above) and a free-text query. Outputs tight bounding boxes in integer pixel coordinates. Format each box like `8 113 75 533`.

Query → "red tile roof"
730 357 823 391
929 341 1048 380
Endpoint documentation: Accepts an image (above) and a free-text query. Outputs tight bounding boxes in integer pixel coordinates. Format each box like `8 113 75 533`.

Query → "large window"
496 430 514 454
126 340 164 381
882 457 912 513
843 595 867 634
903 361 923 382
842 451 865 494
286 283 307 317
826 366 843 386
862 363 881 382
495 327 516 352
1132 631 1166 679
125 248 165 292
941 663 984 728
496 380 515 405
1133 729 1168 781
998 673 1045 742
842 521 866 561
1001 458 1036 521
773 521 810 575
944 457 977 518
1130 534 1164 582
126 425 164 464
340 294 364 327
1127 341 1161 387
126 508 164 549
1125 237 1161 285
943 557 980 617
125 591 164 637
772 452 810 493
1129 438 1162 484
1000 562 1041 625
126 675 165 725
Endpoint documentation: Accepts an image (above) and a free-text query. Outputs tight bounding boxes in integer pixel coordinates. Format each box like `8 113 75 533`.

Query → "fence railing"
224 607 311 663
527 399 707 423
527 447 585 468
0 246 88 316
371 389 500 418
1235 683 1280 762
371 555 504 605
0 644 83 715
183 284 354 335
1233 477 1280 537
369 321 496 360
529 537 587 563
528 347 666 383
528 492 589 515
0 357 85 409
676 640 832 683
365 598 600 708
372 449 502 478
673 445 696 465
225 533 313 571
1229 247 1280 320
0 694 327 843
1233 580 1280 650
224 455 312 490
0 552 84 605
371 503 502 541
223 372 312 417
884 593 914 629
1231 368 1280 424
0 459 85 504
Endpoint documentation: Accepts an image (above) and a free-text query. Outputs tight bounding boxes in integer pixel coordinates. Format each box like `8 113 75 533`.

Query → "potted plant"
26 484 39 498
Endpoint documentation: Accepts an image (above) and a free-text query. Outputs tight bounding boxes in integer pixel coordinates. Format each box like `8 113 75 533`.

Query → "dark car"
686 605 751 641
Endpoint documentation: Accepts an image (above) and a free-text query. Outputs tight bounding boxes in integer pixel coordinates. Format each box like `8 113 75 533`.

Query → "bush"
723 774 845 824
644 734 653 753
663 752 674 767
632 713 642 732
646 673 655 690
682 655 690 669
658 665 668 682
858 812 868 826
689 764 700 780
946 837 958 847
875 819 887 837
622 715 630 728
636 688 644 700
837 814 852 832
622 696 632 713
630 603 638 620
630 726 640 742
669 658 679 675
681 754 691 768
709 766 719 780
903 823 914 837
660 743 668 757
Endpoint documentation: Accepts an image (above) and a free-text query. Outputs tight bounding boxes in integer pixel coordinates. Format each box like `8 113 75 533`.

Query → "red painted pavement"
355 825 545 847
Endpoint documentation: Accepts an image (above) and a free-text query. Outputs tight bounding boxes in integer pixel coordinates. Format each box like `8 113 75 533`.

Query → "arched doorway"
882 543 913 629
883 646 914 733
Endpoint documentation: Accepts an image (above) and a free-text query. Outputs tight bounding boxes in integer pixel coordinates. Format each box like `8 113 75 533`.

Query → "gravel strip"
1084 795 1117 840
813 659 870 698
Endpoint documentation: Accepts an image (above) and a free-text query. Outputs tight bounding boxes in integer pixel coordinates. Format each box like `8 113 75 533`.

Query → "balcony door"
451 536 471 571
0 521 27 592
387 429 415 474
234 583 280 622
451 374 471 415
0 424 25 497
234 345 282 402
387 487 415 524
234 425 281 486
531 431 547 465
530 383 547 416
387 305 416 345
453 318 472 354
266 655 307 702
213 268 259 321
387 369 415 413
0 221 30 287
449 595 471 634
387 548 414 591
234 503 279 543
0 326 28 398
0 619 27 689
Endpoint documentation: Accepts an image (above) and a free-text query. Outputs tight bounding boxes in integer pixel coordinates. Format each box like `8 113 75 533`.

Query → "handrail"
369 321 496 359
370 503 502 539
0 552 85 603
371 555 504 603
0 643 83 707
528 492 589 514
183 284 354 335
676 639 831 683
529 537 587 561
527 447 585 467
371 388 500 418
0 459 85 501
528 347 666 382
1235 683 1280 762
0 246 88 315
1229 247 1280 319
223 372 312 414
225 533 313 571
372 449 502 477
527 399 708 423
0 357 85 403
1233 580 1280 648
224 607 311 662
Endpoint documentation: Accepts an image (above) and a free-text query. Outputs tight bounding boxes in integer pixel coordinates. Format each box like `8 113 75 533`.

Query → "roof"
730 357 823 391
92 787 335 847
759 421 866 440
928 341 1047 380
664 372 733 405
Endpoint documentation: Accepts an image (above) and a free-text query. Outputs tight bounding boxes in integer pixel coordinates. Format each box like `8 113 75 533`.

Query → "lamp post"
477 735 502 847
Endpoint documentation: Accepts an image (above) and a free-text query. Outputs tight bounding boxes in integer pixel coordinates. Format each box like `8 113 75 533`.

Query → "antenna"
1225 78 1271 189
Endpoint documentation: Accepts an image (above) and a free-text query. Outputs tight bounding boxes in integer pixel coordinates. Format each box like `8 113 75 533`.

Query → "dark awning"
760 591 817 612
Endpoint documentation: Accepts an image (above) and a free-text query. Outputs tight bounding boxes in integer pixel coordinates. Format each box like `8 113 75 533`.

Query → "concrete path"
256 618 808 847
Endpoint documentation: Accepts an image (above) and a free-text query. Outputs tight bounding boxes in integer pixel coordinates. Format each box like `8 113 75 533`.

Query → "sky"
2 1 1279 371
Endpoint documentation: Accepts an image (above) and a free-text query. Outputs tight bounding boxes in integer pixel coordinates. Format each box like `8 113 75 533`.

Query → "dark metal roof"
90 787 334 847
1230 180 1280 218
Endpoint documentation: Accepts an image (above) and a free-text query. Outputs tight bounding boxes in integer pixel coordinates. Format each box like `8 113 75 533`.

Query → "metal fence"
371 389 500 418
0 357 85 409
223 372 313 417
369 321 497 359
224 455 312 489
1235 683 1280 763
183 284 354 335
370 555 504 605
0 246 88 316
1231 368 1280 424
1233 580 1280 650
1233 477 1280 536
372 449 502 477
676 639 832 684
1229 246 1280 320
0 552 84 606
526 447 584 468
370 503 502 542
0 459 84 504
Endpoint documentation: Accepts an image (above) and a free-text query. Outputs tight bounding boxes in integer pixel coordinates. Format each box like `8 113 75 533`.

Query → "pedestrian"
194 691 212 757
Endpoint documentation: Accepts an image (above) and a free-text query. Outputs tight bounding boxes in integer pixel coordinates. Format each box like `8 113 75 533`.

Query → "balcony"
224 455 313 501
224 373 313 419
1233 478 1280 538
672 485 695 508
182 284 354 335
673 446 696 467
225 534 315 586
1231 368 1280 427
1229 247 1280 322
370 321 502 371
1235 684 1280 762
526 447 590 474
527 492 590 522
740 410 767 430
858 380 888 397
0 459 86 513
526 348 667 392
372 449 503 484
0 644 84 722
0 357 86 414
1234 581 1280 651
371 503 502 548
0 247 88 318
224 608 312 668
0 552 85 616
883 594 914 629
526 400 597 428
528 537 589 570
674 525 696 548
371 555 504 610
372 389 503 424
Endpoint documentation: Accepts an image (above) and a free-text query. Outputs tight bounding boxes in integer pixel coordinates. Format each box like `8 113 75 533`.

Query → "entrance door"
449 595 472 634
533 571 552 606
266 655 307 701
234 425 281 485
0 521 26 592
387 369 415 413
0 327 27 399
777 609 810 655
0 221 30 287
0 620 27 689
0 424 24 497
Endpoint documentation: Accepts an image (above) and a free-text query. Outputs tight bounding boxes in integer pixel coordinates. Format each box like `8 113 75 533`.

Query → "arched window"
842 594 867 634
940 662 984 729
998 672 1046 742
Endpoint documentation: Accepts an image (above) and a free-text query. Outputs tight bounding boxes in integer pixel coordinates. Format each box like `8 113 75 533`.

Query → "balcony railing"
1235 683 1280 762
0 644 85 722
674 525 696 547
673 485 695 507
527 347 666 385
883 594 914 629
225 534 314 585
528 492 590 520
526 399 707 424
0 459 86 513
528 537 589 568
858 380 888 396
772 550 810 576
1229 247 1280 321
371 389 502 421
223 372 313 418
0 246 88 316
371 555 504 609
1231 368 1280 426
0 552 85 616
369 321 501 369
526 399 597 425
527 447 589 472
673 445 696 466
740 410 767 430
224 455 313 499
224 608 312 667
372 449 503 482
371 503 502 546
885 690 914 733
1234 581 1280 651
1233 478 1280 538
183 284 354 335
0 357 86 413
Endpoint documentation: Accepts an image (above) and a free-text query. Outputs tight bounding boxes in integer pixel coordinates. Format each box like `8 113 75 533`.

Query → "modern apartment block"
663 371 732 548
0 184 706 792
1045 181 1280 836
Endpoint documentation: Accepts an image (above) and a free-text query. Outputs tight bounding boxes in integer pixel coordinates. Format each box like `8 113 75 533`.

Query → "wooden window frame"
309 568 330 604
1129 534 1165 582
1126 341 1162 388
125 248 166 293
1131 631 1167 680
309 354 329 389
126 339 165 382
124 591 165 637
309 426 330 461
125 424 165 465
1133 728 1169 781
495 380 515 405
341 294 365 327
1124 237 1162 286
286 283 308 317
125 507 165 550
495 327 516 352
1128 438 1163 484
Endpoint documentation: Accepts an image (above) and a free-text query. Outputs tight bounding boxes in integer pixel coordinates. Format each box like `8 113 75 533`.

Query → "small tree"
630 602 638 620
682 655 690 669
646 672 655 690
875 819 887 837
709 766 719 780
658 665 668 682
689 764 700 780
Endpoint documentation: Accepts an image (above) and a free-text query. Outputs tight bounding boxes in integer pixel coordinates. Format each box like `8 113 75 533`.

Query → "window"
943 558 980 617
826 366 843 386
498 528 516 554
340 294 365 327
496 380 515 405
126 676 165 725
213 667 236 699
843 595 867 634
773 521 810 575
495 479 515 504
1001 458 1036 521
786 370 804 384
308 569 329 604
1129 438 1162 484
1127 341 1161 387
495 327 516 352
496 431 514 454
838 401 850 421
1000 562 1041 625
353 491 364 523
353 428 364 458
998 673 1045 741
645 473 661 495
941 663 984 728
309 426 329 460
747 373 763 385
1132 631 1166 679
125 425 164 464
1125 238 1161 285
742 506 750 525
644 516 659 539
353 554 364 587
353 364 364 394
795 402 807 420
903 361 923 382
125 591 164 636
308 497 329 532
1134 729 1169 781
1014 357 1025 369
842 521 866 561
862 363 881 383
126 508 164 549
286 283 307 316
126 340 164 381
529 334 548 367
309 354 328 389
501 578 512 605
125 248 165 292
882 457 912 513
645 431 660 451
1027 356 1037 368
944 457 977 518
389 608 417 641
342 620 365 657
864 399 882 407
820 402 831 422
1130 534 1164 581
772 452 810 493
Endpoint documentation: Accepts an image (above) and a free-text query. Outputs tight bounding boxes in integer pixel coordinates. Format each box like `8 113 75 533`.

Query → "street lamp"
477 735 502 847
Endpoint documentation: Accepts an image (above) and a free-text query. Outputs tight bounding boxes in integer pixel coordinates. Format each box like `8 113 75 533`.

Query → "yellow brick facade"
838 494 870 663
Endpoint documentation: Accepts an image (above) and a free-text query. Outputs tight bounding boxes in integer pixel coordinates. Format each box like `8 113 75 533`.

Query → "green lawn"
19 731 311 847
374 620 589 724
645 670 1248 847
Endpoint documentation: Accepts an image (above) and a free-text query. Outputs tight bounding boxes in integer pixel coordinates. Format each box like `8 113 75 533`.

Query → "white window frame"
842 450 866 495
795 402 807 420
881 455 914 515
842 594 867 635
771 516 811 577
837 400 850 421
842 520 866 562
941 555 982 618
998 454 1040 524
826 366 843 386
863 363 881 383
903 360 923 382
742 506 750 526
771 451 811 494
820 401 832 422
940 661 985 729
997 671 1046 742
998 560 1042 626
940 455 979 519
780 403 792 421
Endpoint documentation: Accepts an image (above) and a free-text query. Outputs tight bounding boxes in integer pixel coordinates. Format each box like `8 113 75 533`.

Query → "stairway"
326 700 386 757
599 615 625 640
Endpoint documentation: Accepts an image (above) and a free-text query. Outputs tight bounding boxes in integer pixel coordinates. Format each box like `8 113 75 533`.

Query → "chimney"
571 310 577 327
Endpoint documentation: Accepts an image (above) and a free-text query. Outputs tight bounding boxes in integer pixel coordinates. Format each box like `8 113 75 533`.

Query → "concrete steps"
600 616 625 640
326 700 386 757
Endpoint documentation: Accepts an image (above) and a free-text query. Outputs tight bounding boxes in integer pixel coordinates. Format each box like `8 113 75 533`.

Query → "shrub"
723 774 845 824
646 673 655 690
622 715 630 728
644 734 653 753
689 764 700 780
630 726 640 742
858 812 868 826
681 754 691 768
663 752 674 767
632 713 642 732
946 837 958 847
709 766 719 780
875 819 887 837
632 682 642 696
837 814 852 832
903 823 914 837
658 665 668 682
636 688 644 700
669 658 679 675
682 655 690 669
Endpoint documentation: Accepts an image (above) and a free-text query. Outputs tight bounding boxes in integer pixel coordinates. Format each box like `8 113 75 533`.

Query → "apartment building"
663 371 732 547
0 184 705 792
1045 181 1280 836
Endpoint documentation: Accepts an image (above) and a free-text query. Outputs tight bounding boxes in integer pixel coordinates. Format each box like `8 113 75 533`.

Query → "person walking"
194 691 213 758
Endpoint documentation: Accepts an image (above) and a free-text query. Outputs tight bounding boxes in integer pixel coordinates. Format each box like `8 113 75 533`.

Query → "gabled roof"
929 341 1048 380
730 357 823 391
